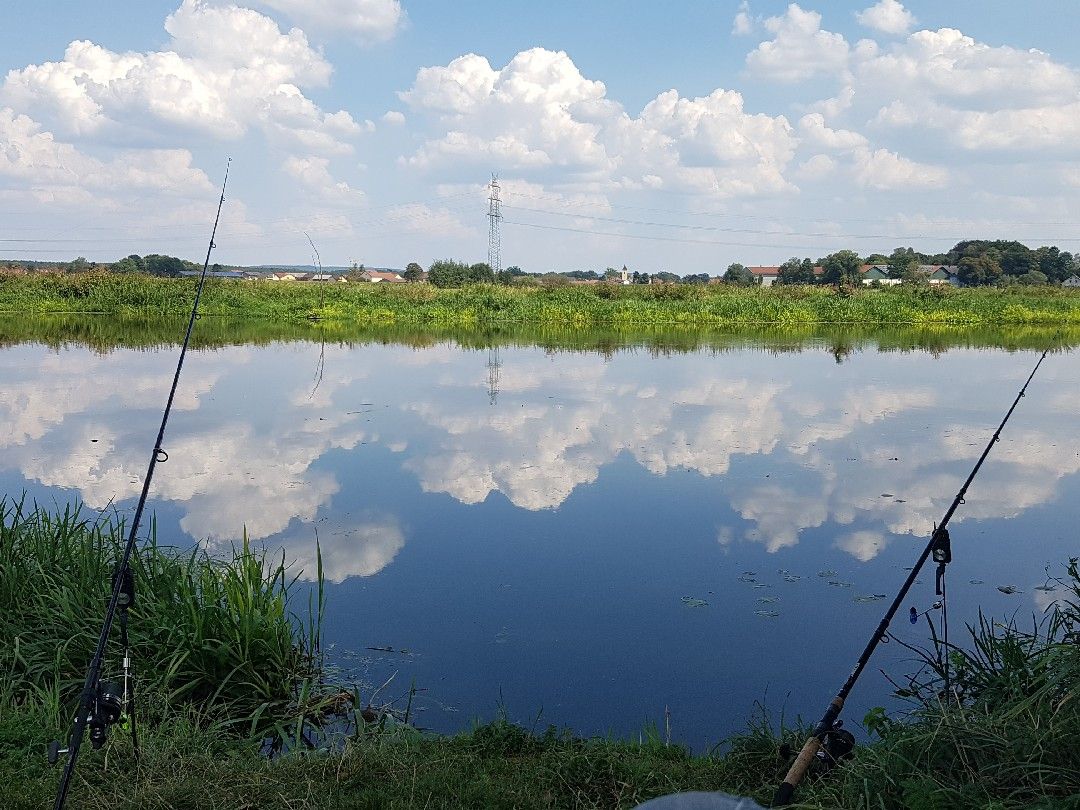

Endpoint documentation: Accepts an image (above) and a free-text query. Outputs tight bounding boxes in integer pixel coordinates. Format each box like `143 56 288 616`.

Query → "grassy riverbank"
3 503 1078 808
3 273 1080 327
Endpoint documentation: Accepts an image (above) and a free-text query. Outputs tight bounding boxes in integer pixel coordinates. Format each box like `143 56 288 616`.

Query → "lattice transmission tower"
487 174 502 277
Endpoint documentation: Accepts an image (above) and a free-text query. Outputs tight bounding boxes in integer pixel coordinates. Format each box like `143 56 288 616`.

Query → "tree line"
721 242 1079 287
4 240 1077 289
422 241 1079 289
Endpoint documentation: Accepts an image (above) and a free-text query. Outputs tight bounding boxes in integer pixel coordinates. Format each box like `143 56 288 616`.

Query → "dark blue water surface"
1 329 1077 750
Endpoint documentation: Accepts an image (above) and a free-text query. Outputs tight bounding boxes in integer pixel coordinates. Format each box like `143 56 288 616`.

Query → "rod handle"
773 736 821 806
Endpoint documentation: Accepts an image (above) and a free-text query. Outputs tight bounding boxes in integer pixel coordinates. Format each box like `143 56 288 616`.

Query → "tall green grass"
0 498 325 737
3 273 1080 326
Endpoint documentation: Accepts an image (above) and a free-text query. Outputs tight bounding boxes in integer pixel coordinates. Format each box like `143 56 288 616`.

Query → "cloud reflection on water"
0 340 1077 582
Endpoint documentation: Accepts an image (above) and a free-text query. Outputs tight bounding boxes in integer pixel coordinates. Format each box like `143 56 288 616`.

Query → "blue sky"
2 0 1079 271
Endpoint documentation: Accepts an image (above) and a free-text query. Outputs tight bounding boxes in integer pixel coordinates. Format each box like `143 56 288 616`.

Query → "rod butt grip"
773 781 795 807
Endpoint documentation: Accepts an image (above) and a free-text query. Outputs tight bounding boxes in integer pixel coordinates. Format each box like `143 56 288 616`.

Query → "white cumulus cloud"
732 1 756 35
745 3 850 83
250 0 405 43
283 155 364 203
402 48 798 197
853 147 948 190
0 0 359 155
855 0 916 35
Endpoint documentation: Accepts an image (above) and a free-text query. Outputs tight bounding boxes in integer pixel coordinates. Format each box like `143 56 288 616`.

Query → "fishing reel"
816 723 856 770
88 680 125 749
47 679 124 765
48 564 139 767
778 720 856 777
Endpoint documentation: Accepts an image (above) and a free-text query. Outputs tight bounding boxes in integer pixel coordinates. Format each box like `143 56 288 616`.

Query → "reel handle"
47 740 69 766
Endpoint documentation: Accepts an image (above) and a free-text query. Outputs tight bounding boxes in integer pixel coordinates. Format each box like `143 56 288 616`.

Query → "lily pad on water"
853 594 888 603
681 596 709 608
969 579 985 585
828 581 854 588
783 574 801 583
1034 585 1058 592
757 596 779 604
752 583 770 589
754 610 780 618
818 570 837 578
997 585 1022 595
737 574 756 583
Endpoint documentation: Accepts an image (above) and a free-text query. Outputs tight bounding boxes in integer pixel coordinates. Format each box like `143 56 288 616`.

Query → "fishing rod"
49 159 231 810
773 337 1058 807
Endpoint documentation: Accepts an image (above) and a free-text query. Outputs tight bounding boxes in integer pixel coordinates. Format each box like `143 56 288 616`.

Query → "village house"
1062 274 1080 287
358 270 406 283
734 266 825 286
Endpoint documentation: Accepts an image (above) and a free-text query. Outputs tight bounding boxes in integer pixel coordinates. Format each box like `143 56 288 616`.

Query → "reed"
3 273 1080 326
0 498 323 736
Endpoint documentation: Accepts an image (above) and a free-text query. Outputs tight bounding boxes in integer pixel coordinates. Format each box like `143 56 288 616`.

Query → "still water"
1 322 1077 750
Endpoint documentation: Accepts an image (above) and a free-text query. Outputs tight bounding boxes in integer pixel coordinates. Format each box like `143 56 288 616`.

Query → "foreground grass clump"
2 502 1078 808
0 499 323 735
3 272 1080 326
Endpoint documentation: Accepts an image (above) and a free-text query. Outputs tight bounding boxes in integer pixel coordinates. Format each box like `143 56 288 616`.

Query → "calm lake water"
2 321 1077 750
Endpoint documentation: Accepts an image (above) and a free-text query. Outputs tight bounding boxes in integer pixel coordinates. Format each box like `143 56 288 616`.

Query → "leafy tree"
403 262 424 282
1034 246 1074 283
949 240 1037 278
777 257 815 285
112 254 144 274
142 254 185 277
428 259 470 287
722 263 755 286
496 265 524 284
468 262 495 283
1017 270 1049 285
900 263 929 286
821 251 863 287
957 254 1003 286
886 247 919 280
539 273 570 287
683 273 711 285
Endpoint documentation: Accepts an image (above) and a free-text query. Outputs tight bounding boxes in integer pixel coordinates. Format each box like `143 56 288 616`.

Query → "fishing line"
773 336 1060 807
49 159 231 810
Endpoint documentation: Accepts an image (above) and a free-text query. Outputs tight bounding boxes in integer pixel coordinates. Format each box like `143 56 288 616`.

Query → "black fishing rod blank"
773 340 1057 807
50 159 231 810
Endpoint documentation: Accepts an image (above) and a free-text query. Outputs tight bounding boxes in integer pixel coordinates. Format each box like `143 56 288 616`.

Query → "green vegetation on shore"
0 500 325 738
3 272 1080 328
3 503 1079 808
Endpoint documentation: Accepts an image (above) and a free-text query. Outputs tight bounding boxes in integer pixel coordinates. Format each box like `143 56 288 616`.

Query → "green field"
3 273 1080 327
3 503 1078 809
